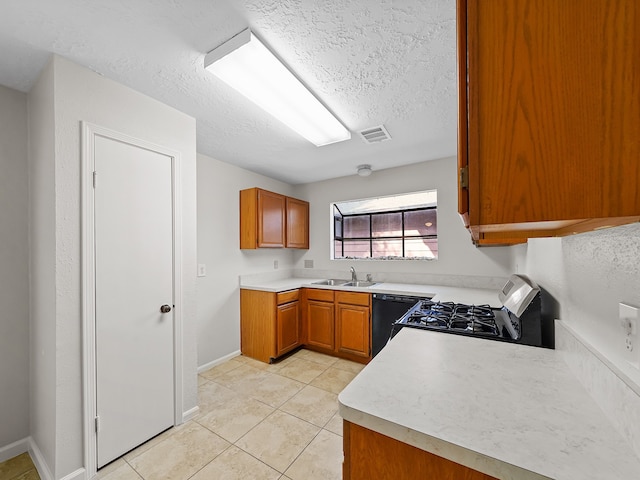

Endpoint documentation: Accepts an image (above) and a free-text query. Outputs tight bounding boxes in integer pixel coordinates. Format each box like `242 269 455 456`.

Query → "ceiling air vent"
358 125 391 144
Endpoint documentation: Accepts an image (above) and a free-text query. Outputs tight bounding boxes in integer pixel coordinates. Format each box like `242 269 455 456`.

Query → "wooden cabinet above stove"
457 0 640 246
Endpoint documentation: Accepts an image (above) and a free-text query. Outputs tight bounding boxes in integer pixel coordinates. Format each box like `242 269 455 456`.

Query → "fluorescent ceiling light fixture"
204 28 351 147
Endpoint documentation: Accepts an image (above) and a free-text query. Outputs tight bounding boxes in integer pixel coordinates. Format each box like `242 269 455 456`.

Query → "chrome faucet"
350 266 357 283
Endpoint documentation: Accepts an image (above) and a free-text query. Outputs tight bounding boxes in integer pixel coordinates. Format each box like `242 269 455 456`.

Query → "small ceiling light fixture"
204 28 351 147
357 164 372 177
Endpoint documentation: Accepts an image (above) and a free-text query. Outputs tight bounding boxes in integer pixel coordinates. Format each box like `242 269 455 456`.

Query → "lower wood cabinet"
240 288 301 363
303 289 371 363
305 289 335 351
343 421 498 480
240 287 372 364
336 292 371 359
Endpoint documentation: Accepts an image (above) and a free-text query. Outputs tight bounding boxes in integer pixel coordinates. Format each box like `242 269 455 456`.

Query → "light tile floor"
95 348 363 480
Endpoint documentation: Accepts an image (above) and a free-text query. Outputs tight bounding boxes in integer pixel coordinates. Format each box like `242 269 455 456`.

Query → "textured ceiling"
0 0 457 184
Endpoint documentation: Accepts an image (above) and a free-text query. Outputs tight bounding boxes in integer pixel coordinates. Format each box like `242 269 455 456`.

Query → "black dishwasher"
371 293 423 357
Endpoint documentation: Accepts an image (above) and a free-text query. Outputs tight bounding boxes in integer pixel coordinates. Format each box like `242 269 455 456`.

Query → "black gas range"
390 275 553 348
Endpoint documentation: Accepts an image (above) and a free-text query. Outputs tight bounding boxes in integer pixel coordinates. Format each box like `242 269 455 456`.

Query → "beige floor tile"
332 358 366 374
0 453 34 479
235 410 320 473
248 372 305 408
284 430 343 480
128 421 230 480
234 355 284 372
295 349 338 367
197 375 209 387
200 358 243 380
97 462 142 480
196 395 274 442
280 385 338 427
213 364 271 395
123 424 183 462
190 446 280 480
323 413 343 437
309 367 357 394
275 358 329 384
197 381 240 415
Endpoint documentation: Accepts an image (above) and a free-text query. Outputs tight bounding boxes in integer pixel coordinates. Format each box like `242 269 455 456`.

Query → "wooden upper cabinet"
240 188 309 249
458 0 640 245
286 197 309 249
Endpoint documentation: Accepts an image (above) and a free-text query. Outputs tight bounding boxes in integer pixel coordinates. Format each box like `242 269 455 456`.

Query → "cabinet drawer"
305 288 335 302
336 291 370 307
277 289 299 305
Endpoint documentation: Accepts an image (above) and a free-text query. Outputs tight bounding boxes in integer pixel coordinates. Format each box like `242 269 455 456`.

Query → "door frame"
81 122 184 477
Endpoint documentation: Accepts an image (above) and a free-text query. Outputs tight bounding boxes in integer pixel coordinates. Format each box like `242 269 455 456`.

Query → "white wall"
28 55 199 479
28 61 57 472
196 153 295 367
513 223 640 388
0 85 30 449
292 157 513 286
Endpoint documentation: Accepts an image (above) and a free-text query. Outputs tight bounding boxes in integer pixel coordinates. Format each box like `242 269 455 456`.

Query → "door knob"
160 304 172 313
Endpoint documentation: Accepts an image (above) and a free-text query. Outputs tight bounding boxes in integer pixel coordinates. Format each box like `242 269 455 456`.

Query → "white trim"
182 406 200 423
81 122 184 479
0 437 30 463
59 468 86 480
29 437 53 480
197 350 242 373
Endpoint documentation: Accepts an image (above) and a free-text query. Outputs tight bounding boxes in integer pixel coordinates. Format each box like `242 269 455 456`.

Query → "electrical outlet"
620 303 638 335
304 259 314 268
197 264 206 277
620 303 639 362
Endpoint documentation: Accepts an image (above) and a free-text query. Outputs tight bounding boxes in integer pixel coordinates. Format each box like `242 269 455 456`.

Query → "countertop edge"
338 402 551 480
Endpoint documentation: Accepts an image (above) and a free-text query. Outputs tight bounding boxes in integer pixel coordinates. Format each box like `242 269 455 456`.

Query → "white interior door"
94 135 175 468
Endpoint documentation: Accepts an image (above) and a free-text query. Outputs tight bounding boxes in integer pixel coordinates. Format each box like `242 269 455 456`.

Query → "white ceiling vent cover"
358 125 391 144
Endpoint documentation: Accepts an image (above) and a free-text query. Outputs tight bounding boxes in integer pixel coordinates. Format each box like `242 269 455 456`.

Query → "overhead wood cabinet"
240 188 309 249
240 289 301 363
458 0 640 245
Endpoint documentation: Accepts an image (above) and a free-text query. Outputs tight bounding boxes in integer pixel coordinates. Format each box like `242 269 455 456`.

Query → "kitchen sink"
342 281 378 287
312 279 349 286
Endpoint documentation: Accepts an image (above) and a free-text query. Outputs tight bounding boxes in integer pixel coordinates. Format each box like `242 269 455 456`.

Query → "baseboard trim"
59 467 86 480
197 350 241 373
0 437 30 463
28 437 53 480
182 406 200 423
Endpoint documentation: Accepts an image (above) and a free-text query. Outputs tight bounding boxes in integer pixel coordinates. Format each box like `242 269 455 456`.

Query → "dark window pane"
343 240 371 258
405 238 438 259
404 209 437 237
334 217 342 237
371 212 402 237
372 239 403 258
343 216 370 238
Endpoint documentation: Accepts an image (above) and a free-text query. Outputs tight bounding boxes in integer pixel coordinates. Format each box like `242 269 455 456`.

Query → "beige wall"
0 85 30 450
513 223 640 389
196 153 295 367
293 157 513 284
27 55 198 479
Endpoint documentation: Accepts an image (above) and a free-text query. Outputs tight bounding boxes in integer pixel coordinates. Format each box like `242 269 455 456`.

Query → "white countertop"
239 277 502 307
338 328 640 480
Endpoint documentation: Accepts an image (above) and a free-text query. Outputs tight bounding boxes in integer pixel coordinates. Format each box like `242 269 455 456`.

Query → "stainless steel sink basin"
342 281 378 287
312 279 349 286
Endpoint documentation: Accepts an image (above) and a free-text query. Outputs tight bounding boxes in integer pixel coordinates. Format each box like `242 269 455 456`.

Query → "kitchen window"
332 190 437 260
